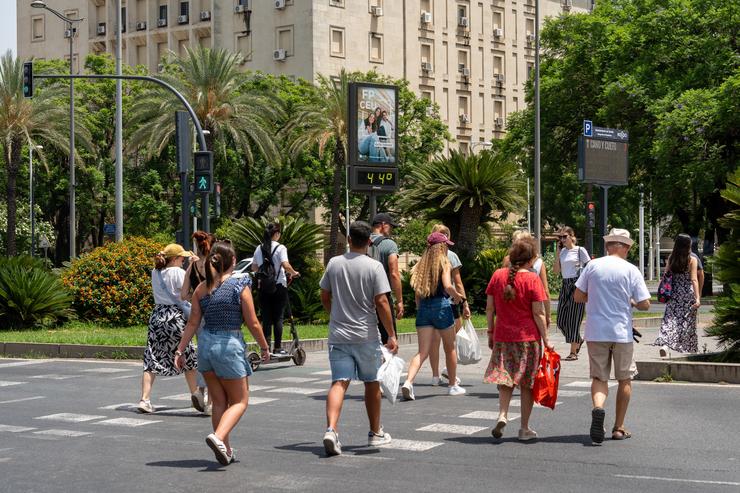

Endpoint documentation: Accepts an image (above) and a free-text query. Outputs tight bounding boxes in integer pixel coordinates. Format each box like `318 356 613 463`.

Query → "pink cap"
427 232 454 246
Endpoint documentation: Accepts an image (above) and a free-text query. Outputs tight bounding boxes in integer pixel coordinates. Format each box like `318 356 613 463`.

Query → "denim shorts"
416 296 455 330
197 329 253 379
329 342 383 382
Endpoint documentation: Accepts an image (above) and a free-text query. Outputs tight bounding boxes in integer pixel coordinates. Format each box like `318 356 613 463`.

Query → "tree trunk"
5 137 22 256
457 203 483 259
327 142 345 264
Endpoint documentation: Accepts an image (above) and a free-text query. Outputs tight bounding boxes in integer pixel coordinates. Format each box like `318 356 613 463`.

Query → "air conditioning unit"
200 11 211 21
97 24 106 35
273 48 287 61
495 117 504 127
136 21 147 31
421 62 433 72
421 11 432 24
157 18 167 27
178 15 189 24
494 28 504 38
562 0 573 10
458 17 469 28
275 0 286 9
526 33 536 43
234 5 246 13
461 67 471 77
459 114 470 124
495 73 505 83
371 6 383 16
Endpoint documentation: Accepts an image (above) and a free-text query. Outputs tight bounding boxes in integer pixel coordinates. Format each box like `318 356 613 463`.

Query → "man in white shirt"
574 228 651 445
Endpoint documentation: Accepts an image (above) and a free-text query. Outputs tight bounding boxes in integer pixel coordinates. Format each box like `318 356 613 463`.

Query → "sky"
0 1 17 56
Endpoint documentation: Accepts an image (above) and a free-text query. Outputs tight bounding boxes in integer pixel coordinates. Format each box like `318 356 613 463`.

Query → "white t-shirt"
575 255 650 343
532 257 543 276
151 267 185 305
559 246 590 279
253 241 289 287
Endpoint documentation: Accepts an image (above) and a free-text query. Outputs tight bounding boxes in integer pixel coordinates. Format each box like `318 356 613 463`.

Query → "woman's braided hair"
503 237 537 301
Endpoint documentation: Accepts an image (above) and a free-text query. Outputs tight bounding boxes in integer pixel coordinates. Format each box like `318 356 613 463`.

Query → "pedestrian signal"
194 151 213 194
587 202 596 228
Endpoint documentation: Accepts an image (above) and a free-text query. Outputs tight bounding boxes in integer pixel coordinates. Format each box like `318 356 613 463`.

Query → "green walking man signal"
23 62 33 98
194 151 213 194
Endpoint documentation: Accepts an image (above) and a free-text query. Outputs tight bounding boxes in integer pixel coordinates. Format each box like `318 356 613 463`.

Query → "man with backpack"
251 223 300 355
369 213 404 344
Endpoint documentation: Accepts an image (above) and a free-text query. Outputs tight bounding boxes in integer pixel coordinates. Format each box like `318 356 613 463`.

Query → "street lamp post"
30 1 83 260
534 0 542 246
29 144 43 256
115 0 123 242
470 141 493 154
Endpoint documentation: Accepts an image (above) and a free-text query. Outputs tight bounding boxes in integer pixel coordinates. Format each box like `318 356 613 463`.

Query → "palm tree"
127 46 283 213
400 148 526 258
283 70 349 261
0 51 78 256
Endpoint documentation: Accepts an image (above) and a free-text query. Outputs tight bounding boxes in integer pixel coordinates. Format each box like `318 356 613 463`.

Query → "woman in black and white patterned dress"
553 227 590 361
654 234 701 356
137 243 199 413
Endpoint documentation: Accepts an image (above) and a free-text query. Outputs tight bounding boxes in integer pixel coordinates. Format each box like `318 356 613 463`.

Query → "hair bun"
210 254 221 265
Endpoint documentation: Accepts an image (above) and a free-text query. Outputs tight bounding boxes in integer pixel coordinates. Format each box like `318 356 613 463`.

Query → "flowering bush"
61 237 164 326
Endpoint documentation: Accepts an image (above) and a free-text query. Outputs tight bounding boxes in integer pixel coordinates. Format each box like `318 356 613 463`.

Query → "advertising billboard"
348 82 398 167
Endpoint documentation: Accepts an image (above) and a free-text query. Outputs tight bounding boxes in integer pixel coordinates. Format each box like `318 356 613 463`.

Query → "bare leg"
203 371 226 433
429 330 441 378
497 384 513 420
614 379 632 430
591 378 609 409
139 371 155 401
213 377 249 453
439 326 458 385
364 381 382 433
326 380 350 432
183 369 198 394
520 386 535 430
404 328 435 385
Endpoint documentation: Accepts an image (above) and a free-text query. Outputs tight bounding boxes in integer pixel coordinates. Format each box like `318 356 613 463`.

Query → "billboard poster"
348 82 398 166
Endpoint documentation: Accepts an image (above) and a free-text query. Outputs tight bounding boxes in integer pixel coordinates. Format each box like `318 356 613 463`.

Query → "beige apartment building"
18 0 591 150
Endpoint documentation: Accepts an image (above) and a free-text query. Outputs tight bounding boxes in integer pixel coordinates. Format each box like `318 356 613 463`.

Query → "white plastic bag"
456 319 482 365
377 346 405 404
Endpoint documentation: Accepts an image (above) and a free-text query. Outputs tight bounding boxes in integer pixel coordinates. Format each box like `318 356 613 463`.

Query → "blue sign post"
103 223 116 235
583 120 593 137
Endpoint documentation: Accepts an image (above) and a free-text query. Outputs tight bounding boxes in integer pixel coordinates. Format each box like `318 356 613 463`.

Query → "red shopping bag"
532 348 561 410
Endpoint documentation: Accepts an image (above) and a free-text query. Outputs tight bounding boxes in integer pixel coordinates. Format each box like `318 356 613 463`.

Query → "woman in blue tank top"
176 241 270 466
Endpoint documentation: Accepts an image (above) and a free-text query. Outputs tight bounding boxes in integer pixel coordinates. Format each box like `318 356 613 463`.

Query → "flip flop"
564 353 578 361
612 427 632 440
576 341 584 354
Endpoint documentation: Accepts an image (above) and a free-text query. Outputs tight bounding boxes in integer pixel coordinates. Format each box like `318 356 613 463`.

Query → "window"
479 92 485 124
526 18 535 38
121 7 127 32
180 2 189 16
420 0 432 22
236 34 253 62
457 50 468 71
493 55 503 75
458 95 470 122
442 41 449 76
329 0 345 8
494 100 504 125
31 15 45 41
513 96 519 112
421 90 433 101
330 27 345 58
276 26 294 56
159 5 168 21
420 43 432 65
493 11 503 31
369 33 383 63
526 62 534 82
512 10 518 41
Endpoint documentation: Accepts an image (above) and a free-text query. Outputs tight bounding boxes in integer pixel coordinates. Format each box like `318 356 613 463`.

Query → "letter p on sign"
584 120 593 137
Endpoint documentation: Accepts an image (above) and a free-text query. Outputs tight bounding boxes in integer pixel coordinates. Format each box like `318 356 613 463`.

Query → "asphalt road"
1 349 738 493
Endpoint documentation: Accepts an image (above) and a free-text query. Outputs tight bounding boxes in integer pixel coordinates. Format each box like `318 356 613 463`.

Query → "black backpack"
255 244 280 295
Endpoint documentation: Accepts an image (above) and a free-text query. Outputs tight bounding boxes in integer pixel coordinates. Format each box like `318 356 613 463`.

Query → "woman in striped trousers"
553 227 590 361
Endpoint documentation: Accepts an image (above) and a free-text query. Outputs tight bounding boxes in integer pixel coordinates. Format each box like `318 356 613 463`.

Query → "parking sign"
584 120 593 137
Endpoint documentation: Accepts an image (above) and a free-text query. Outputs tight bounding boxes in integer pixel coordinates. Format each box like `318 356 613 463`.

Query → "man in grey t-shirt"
319 221 397 456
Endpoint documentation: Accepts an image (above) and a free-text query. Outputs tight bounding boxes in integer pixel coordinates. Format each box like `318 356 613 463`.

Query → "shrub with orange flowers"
62 237 165 326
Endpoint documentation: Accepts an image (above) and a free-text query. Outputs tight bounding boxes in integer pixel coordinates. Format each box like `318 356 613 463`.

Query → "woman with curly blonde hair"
401 232 465 401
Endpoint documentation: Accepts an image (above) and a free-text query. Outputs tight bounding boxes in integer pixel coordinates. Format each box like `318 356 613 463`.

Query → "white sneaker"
401 382 415 401
441 368 462 386
137 399 153 413
205 433 231 465
368 428 392 447
659 346 669 357
323 428 342 456
431 376 441 386
448 385 466 396
191 389 206 413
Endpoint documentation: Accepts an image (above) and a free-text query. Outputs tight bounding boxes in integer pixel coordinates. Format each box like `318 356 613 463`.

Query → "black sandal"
576 341 584 354
564 352 578 361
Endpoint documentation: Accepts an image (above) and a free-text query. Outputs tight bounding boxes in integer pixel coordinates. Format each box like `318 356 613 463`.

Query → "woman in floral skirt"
484 236 553 441
654 234 701 356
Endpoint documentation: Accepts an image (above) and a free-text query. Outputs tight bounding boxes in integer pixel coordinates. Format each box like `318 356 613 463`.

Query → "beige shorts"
587 342 637 382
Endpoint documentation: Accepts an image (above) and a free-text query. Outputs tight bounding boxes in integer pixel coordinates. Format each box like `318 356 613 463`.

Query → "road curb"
635 358 740 384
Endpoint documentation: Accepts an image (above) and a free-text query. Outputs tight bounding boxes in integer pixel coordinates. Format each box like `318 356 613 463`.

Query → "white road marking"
249 397 278 405
0 360 49 369
0 425 36 433
0 381 25 387
35 413 106 423
268 377 320 383
459 411 521 421
508 399 563 408
98 403 136 410
311 370 333 376
247 385 274 392
81 368 131 373
0 458 10 463
29 374 81 380
110 374 139 380
565 381 616 388
416 423 488 435
613 474 740 487
0 396 45 405
154 408 201 417
376 439 444 452
557 390 589 397
160 393 191 401
266 387 324 395
95 417 161 427
33 429 92 437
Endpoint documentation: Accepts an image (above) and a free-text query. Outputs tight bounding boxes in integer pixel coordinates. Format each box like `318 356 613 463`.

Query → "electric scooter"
247 279 306 371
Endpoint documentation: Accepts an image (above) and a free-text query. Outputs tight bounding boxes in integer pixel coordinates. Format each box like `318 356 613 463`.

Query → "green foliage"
395 218 436 257
287 259 327 324
400 263 417 316
61 236 164 326
460 248 509 314
0 202 55 256
706 171 740 360
0 256 75 329
541 250 560 296
225 215 324 273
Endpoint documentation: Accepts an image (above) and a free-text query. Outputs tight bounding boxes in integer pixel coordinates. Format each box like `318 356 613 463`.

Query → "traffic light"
194 151 213 194
587 202 596 228
22 62 33 98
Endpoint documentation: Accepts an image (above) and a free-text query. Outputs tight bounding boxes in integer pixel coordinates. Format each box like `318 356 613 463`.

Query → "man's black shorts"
377 293 396 344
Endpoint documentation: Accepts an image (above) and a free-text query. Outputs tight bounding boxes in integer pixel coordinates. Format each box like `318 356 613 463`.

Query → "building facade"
18 0 591 150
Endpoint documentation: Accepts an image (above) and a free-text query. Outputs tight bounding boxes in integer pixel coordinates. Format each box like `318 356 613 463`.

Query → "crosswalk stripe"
30 374 81 380
565 381 616 388
311 370 333 376
249 397 279 405
416 423 488 435
558 390 590 397
95 418 161 427
161 393 191 401
154 408 201 417
459 411 521 421
110 374 139 380
0 360 48 369
98 403 136 410
268 377 321 384
509 399 563 408
33 429 92 437
377 439 444 452
81 368 131 374
35 413 106 423
0 381 25 387
0 425 36 433
0 396 45 405
247 385 274 392
266 387 324 395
